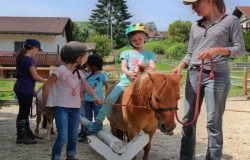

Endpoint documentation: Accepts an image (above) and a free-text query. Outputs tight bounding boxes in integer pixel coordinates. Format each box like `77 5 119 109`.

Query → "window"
14 41 25 53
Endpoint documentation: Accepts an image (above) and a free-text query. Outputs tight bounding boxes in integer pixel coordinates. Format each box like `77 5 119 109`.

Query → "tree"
72 21 94 42
89 0 132 49
87 34 112 58
168 20 192 43
145 22 157 32
167 43 188 60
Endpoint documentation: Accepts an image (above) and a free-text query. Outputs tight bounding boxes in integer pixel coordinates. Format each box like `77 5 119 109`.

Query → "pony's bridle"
104 93 178 113
147 93 178 113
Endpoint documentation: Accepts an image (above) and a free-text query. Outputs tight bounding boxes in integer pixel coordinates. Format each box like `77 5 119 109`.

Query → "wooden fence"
0 66 120 93
1 66 250 95
230 67 250 96
0 53 62 66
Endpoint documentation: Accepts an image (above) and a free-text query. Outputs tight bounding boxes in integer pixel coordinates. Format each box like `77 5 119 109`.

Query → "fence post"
243 67 248 96
0 65 3 78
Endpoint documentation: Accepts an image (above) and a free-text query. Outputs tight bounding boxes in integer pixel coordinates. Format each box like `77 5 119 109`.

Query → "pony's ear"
147 72 158 83
138 64 145 72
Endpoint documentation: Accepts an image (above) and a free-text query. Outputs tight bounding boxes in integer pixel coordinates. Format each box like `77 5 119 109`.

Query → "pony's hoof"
45 135 51 140
164 131 174 136
86 121 103 135
34 130 39 136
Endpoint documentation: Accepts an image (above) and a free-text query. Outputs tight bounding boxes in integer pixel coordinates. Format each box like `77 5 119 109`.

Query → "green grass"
155 63 249 97
0 81 15 100
156 63 175 71
0 81 43 100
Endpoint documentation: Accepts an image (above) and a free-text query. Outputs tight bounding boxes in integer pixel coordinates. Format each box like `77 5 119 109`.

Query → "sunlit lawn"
156 63 248 97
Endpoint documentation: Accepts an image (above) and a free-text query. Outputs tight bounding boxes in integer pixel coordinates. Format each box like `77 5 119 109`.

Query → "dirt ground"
0 98 250 160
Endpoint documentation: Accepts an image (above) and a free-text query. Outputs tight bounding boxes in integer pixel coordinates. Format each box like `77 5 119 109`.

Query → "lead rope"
176 59 214 126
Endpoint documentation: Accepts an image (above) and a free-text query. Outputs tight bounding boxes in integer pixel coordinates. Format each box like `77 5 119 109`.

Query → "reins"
176 59 214 126
103 92 178 112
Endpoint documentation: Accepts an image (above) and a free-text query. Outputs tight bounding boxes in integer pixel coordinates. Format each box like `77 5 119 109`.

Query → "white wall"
240 14 250 28
0 31 67 53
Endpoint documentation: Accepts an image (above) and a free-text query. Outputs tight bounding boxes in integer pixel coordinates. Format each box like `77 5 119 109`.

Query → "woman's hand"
171 63 186 75
198 48 218 60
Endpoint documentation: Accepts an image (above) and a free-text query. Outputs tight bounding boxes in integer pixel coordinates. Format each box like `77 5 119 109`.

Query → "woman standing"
172 0 245 159
14 39 46 144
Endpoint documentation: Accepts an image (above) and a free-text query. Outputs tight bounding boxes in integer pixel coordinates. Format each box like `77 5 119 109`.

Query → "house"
148 31 168 40
232 6 250 31
0 16 94 78
0 16 73 53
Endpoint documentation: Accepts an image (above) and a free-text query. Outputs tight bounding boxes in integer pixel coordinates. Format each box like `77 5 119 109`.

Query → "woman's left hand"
198 48 218 60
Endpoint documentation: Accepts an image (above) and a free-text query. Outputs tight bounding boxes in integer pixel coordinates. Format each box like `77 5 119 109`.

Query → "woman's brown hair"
213 0 226 14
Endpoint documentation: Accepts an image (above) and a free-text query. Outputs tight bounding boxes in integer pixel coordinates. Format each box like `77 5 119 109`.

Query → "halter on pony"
148 92 178 113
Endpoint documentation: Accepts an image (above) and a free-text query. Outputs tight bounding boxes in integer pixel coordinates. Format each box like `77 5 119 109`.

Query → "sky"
0 0 250 31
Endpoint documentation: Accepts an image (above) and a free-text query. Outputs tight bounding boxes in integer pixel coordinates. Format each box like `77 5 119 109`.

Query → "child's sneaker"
86 121 103 134
65 156 77 160
78 136 90 143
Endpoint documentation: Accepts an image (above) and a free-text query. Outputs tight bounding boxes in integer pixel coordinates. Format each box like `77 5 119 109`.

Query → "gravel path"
0 99 249 160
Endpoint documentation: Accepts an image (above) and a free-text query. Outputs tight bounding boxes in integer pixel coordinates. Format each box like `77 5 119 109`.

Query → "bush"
87 34 112 58
167 43 187 60
152 45 165 55
244 30 250 52
168 20 192 43
230 52 249 63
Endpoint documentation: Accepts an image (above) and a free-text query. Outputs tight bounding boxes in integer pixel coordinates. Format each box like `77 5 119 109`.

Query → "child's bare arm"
42 74 57 104
104 81 110 96
80 82 84 101
82 79 104 105
121 59 137 79
148 60 156 71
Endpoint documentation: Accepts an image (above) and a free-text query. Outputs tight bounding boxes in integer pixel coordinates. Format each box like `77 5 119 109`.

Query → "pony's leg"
142 136 152 160
142 128 156 160
111 126 124 141
49 108 55 134
34 111 41 136
46 108 54 140
50 116 55 134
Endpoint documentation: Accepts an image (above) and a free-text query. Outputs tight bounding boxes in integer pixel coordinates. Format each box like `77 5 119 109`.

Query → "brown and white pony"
34 87 55 139
108 72 180 160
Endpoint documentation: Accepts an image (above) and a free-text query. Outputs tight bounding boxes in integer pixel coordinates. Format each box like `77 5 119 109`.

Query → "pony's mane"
131 73 152 106
155 74 180 102
131 73 180 106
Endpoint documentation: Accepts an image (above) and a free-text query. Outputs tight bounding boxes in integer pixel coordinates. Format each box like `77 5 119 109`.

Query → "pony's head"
148 73 180 134
132 72 180 134
132 73 180 134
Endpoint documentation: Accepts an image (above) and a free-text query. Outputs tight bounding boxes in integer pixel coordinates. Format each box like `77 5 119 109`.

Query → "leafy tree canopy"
168 20 192 43
72 21 94 42
244 30 250 52
87 34 112 58
145 22 157 32
89 0 132 49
